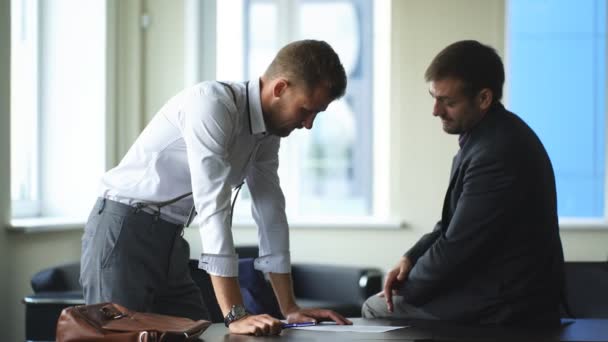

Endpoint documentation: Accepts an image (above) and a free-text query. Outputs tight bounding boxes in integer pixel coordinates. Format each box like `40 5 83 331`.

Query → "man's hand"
285 308 352 325
228 314 283 336
268 273 351 325
380 256 413 313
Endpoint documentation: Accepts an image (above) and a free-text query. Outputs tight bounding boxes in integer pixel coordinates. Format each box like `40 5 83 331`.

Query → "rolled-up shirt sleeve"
182 92 239 277
246 136 291 274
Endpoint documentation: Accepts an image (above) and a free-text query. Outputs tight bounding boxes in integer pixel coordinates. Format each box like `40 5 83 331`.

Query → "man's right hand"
380 256 413 313
228 314 283 336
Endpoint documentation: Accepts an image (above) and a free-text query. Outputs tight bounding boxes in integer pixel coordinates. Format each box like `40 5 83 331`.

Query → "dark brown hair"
264 40 347 100
425 40 504 102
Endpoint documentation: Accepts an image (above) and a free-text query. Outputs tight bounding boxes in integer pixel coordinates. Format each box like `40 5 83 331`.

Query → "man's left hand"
285 308 352 325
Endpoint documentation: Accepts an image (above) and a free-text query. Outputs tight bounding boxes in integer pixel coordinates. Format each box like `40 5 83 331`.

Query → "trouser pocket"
99 211 127 269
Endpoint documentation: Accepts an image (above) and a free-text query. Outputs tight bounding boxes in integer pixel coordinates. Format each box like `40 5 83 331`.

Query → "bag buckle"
100 305 127 320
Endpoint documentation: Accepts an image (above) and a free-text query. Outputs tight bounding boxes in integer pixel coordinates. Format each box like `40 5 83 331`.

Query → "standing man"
81 40 351 336
362 40 565 325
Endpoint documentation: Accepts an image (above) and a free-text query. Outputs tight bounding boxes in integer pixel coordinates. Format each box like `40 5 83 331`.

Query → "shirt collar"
458 132 469 148
247 79 268 136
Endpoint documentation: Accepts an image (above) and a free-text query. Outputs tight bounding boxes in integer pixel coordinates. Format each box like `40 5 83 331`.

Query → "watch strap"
224 304 249 327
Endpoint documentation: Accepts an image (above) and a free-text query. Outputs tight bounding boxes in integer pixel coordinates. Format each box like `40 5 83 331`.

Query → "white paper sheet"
291 322 408 333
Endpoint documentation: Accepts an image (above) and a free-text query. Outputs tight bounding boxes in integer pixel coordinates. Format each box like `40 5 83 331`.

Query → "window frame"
10 0 110 226
10 0 41 218
239 0 376 220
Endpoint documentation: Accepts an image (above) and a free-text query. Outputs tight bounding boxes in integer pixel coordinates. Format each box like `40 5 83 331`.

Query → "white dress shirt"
100 80 290 277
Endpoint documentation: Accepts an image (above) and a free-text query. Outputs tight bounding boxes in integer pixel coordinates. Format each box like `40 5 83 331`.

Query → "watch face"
233 305 247 318
225 305 248 327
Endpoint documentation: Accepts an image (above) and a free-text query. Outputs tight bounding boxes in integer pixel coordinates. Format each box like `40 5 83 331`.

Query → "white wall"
6 232 82 342
143 0 185 122
2 0 608 340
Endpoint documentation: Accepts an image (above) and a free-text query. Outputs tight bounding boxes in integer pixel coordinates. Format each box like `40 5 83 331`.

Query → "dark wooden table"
198 318 608 342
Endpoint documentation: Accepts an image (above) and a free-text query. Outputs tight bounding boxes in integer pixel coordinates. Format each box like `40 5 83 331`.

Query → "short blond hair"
264 40 347 100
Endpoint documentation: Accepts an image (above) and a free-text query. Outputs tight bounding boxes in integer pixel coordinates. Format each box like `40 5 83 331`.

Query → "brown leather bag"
56 302 211 342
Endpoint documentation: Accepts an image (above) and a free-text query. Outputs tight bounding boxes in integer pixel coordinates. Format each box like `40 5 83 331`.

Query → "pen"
281 321 317 329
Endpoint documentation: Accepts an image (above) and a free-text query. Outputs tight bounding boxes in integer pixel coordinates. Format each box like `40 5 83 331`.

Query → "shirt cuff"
253 251 291 274
199 253 239 277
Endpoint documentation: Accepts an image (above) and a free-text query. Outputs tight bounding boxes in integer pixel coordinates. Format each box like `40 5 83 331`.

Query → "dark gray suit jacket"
403 103 565 325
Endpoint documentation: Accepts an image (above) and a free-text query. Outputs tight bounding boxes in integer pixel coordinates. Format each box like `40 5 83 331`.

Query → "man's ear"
272 78 289 98
478 88 493 111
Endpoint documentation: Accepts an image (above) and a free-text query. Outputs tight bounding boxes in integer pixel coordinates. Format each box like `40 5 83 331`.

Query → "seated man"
362 40 565 326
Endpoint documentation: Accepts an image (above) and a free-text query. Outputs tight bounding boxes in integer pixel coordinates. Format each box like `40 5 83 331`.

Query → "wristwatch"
224 304 249 327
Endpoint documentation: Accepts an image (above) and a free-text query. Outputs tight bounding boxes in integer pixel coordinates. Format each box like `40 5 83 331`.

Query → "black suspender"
135 81 245 227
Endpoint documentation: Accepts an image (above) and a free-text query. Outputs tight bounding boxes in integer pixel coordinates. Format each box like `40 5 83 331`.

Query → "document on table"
291 322 408 333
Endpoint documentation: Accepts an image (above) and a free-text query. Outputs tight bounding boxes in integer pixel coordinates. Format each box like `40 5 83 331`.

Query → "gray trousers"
80 198 209 320
362 294 439 320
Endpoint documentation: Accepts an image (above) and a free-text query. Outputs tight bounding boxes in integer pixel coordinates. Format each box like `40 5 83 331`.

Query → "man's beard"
265 102 295 137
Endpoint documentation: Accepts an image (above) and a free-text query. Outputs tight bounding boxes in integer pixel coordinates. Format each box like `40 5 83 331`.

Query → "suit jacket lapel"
442 148 466 225
450 149 464 180
438 106 501 228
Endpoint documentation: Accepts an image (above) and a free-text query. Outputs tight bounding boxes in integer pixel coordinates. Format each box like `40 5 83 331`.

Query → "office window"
10 0 106 220
217 0 374 221
11 0 39 217
507 0 607 219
